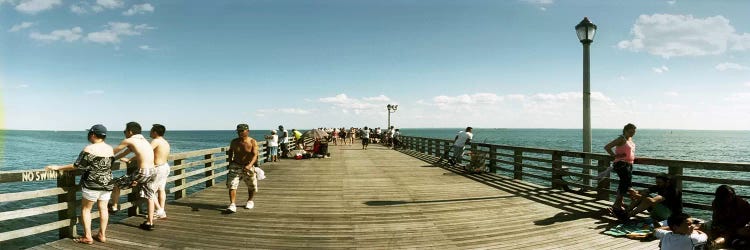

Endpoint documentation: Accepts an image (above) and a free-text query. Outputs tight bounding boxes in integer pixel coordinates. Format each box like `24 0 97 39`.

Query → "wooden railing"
0 139 280 243
400 135 750 212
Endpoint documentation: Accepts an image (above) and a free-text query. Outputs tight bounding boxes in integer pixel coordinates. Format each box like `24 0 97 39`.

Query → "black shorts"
362 138 369 145
613 161 633 195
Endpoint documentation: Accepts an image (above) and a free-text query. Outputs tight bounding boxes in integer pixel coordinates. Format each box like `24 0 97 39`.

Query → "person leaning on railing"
45 124 114 244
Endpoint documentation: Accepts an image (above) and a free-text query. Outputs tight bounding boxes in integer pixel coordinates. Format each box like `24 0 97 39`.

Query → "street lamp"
387 104 398 129
576 17 596 184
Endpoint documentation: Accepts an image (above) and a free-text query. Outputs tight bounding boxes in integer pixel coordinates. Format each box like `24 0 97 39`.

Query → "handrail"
0 137 286 243
399 135 750 211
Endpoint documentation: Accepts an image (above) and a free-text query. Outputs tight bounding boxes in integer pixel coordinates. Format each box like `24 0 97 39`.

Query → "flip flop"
108 204 119 213
73 237 93 244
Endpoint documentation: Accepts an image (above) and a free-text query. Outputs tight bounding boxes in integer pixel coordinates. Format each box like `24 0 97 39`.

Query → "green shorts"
649 203 672 221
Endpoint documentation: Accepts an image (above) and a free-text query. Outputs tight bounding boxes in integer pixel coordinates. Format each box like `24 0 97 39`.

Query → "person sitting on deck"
617 173 682 225
708 185 750 249
654 212 708 250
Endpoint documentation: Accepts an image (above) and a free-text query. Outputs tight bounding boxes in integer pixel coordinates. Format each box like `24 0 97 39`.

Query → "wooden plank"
0 187 67 202
0 203 68 222
0 220 69 242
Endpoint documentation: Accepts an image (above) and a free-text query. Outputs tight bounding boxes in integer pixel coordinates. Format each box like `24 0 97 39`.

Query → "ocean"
1 128 749 249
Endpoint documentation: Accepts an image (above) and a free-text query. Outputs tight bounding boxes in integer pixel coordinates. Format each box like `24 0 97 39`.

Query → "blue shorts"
269 146 278 156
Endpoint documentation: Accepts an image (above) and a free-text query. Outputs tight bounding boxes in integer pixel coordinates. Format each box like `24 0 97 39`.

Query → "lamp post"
576 17 596 185
387 104 398 129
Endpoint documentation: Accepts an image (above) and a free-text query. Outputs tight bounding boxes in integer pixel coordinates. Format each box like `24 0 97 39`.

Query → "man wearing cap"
225 123 259 212
108 122 158 230
278 125 289 158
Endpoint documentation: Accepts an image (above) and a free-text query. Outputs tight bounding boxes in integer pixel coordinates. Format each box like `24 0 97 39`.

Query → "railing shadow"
364 195 518 206
396 148 619 228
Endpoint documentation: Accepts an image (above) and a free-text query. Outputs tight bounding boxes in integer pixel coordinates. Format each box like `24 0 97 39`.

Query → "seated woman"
619 173 682 225
709 185 750 249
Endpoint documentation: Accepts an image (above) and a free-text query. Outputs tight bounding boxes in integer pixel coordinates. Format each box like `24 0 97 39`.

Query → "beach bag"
254 167 266 180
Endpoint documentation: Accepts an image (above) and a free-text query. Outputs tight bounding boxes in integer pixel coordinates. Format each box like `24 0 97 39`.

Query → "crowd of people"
43 122 749 249
46 122 172 243
600 123 750 250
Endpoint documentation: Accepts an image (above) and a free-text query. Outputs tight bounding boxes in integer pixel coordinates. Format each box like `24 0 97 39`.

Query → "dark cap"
88 124 107 136
236 124 249 131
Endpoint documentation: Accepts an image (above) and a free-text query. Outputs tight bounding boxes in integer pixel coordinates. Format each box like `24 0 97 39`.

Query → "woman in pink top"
604 123 637 217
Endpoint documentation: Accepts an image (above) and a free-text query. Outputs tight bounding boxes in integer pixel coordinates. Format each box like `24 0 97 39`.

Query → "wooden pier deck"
29 144 658 249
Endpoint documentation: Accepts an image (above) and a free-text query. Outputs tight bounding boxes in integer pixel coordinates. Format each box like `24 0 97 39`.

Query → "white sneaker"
155 209 167 219
245 201 254 209
227 204 237 213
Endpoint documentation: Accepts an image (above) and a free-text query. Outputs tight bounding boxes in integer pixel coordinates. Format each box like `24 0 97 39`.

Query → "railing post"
420 138 426 154
488 145 497 173
668 164 683 192
551 151 563 189
428 139 433 156
174 159 185 200
514 149 523 180
596 159 611 201
57 171 77 239
205 153 214 188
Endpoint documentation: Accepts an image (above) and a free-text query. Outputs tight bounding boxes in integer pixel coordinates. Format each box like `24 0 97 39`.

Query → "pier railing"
0 140 279 243
400 135 750 211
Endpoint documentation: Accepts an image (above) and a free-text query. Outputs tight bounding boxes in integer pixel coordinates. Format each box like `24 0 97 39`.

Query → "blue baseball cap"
88 124 107 136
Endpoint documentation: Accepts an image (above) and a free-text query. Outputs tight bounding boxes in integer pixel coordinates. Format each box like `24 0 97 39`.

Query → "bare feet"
93 233 106 243
73 237 94 244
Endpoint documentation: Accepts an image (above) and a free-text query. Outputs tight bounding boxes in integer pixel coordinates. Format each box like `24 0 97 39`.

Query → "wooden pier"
22 142 661 249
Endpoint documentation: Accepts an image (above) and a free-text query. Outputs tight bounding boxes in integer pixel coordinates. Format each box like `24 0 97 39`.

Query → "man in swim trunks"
225 123 259 212
109 122 158 230
149 124 171 219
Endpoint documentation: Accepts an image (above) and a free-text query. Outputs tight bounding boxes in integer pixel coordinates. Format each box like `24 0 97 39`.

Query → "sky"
1 0 749 131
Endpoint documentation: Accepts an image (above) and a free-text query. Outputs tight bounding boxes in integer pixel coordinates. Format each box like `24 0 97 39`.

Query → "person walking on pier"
149 124 171 220
46 124 114 244
361 126 370 150
109 122 158 231
225 123 259 212
604 123 637 217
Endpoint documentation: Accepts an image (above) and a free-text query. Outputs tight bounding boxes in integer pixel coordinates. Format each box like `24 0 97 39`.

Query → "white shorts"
82 187 112 201
154 163 171 192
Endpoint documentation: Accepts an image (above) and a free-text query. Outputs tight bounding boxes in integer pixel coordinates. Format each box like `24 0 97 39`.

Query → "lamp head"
575 17 597 44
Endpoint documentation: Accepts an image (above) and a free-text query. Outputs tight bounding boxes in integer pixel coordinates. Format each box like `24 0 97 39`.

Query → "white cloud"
744 82 750 87
318 94 395 114
30 27 83 42
618 14 750 58
8 22 34 32
362 95 390 102
86 22 155 44
256 108 312 115
725 93 750 102
70 3 87 14
122 3 154 16
652 65 669 73
15 0 61 14
618 76 626 80
667 0 676 5
665 92 679 97
138 45 155 50
95 0 123 9
85 90 104 95
715 62 748 71
522 0 553 11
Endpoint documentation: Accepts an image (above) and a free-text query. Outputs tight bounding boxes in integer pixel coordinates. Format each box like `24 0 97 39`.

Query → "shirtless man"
225 123 259 213
149 124 171 220
108 122 158 230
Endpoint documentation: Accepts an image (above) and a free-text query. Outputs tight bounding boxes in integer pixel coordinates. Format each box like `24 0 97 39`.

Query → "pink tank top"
614 137 635 164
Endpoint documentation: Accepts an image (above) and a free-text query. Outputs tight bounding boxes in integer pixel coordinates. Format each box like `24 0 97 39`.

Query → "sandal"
108 204 119 213
73 237 94 244
139 221 154 231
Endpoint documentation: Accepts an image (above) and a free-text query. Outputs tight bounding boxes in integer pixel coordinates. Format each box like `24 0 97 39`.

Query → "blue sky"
1 0 749 131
